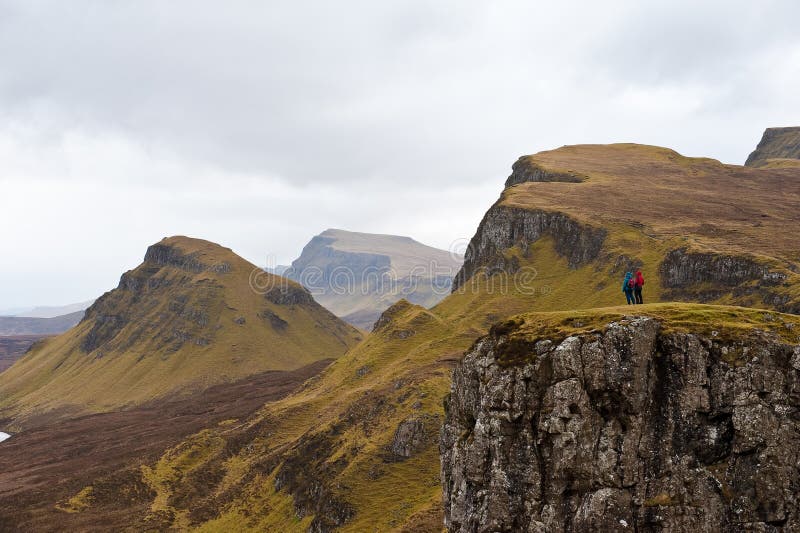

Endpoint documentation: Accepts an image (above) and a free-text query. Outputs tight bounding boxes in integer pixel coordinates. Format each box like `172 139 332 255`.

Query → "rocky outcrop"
144 242 231 273
264 285 315 306
389 415 440 459
660 249 784 288
745 127 800 167
659 249 799 313
441 317 800 532
505 158 587 187
452 205 606 291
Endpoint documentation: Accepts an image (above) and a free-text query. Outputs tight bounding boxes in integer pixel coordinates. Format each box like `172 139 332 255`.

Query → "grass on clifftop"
503 144 800 263
498 302 800 345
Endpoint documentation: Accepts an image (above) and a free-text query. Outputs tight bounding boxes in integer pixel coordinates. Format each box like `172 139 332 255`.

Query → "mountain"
1 299 96 318
0 236 361 425
284 228 463 329
745 126 800 168
0 310 84 336
3 142 799 531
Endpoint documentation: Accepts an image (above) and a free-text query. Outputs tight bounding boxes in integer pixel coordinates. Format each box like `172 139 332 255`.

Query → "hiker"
622 272 635 305
634 270 645 304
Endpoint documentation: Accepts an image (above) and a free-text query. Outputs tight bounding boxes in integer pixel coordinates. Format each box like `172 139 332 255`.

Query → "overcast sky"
1 1 799 308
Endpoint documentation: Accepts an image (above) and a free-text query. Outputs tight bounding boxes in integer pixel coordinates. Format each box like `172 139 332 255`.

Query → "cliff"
452 204 606 292
442 305 800 532
745 127 800 168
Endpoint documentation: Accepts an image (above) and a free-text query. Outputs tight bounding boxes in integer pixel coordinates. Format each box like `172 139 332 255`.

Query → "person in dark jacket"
622 272 635 305
634 270 645 304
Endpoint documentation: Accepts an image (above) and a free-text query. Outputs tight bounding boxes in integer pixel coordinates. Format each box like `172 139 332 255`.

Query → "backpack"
627 278 635 289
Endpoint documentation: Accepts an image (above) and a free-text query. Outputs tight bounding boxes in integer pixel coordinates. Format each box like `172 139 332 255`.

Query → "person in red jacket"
634 270 645 304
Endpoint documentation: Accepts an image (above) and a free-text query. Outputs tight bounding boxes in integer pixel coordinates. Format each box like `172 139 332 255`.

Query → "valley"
0 335 50 373
0 360 332 531
1 130 799 532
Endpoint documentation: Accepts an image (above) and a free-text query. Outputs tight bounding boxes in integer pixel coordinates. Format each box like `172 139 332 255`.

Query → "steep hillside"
443 306 800 531
0 236 361 425
285 228 462 329
0 310 83 336
745 126 800 168
11 143 800 531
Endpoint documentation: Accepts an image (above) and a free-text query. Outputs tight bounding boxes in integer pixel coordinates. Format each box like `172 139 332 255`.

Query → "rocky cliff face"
659 249 799 314
505 157 587 187
442 315 800 532
745 127 800 167
452 204 606 291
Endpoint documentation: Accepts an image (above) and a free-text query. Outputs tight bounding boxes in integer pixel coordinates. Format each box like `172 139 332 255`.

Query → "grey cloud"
1 0 800 307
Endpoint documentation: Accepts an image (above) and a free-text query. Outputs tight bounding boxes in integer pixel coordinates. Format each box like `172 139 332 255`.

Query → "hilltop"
0 236 361 425
457 143 800 314
745 126 800 168
284 228 462 329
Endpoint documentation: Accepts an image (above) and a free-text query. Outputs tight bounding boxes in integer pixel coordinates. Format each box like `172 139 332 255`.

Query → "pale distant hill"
0 299 95 319
0 311 84 336
284 228 463 329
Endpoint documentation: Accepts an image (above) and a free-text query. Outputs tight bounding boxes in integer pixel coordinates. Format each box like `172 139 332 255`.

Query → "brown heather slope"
0 359 332 532
0 236 361 428
13 144 800 532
